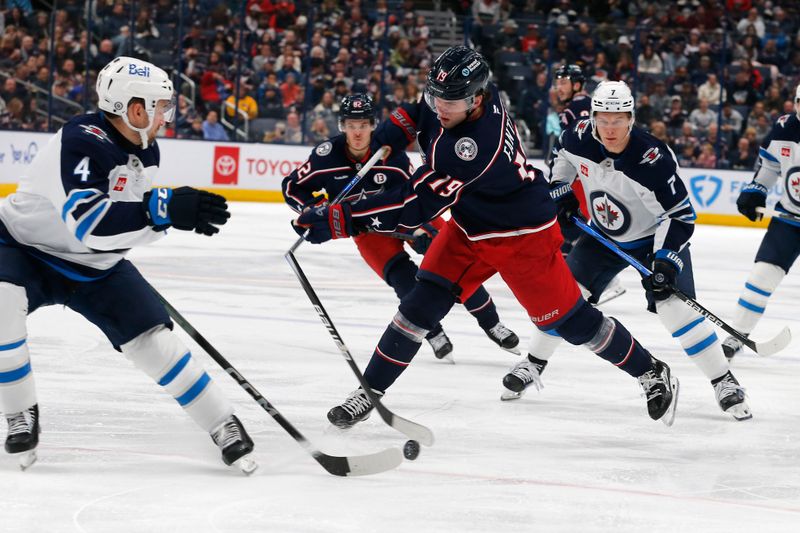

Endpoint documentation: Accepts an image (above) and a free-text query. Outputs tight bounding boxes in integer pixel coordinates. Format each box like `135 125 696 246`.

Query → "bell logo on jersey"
113 176 128 192
782 147 791 157
639 147 662 165
213 146 239 185
580 163 589 177
589 191 631 237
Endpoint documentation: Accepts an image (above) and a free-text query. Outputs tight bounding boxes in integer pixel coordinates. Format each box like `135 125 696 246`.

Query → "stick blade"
752 326 792 357
377 408 435 447
314 447 404 477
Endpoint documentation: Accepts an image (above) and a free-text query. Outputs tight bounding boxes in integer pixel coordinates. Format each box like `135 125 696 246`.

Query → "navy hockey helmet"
338 93 376 131
554 64 586 88
424 46 490 114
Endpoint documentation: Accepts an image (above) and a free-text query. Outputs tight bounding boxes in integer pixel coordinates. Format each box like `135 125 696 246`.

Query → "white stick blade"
345 447 404 476
754 326 792 357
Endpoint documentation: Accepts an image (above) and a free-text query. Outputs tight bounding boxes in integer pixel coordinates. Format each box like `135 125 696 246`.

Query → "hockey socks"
585 317 653 378
0 283 37 414
658 297 729 380
463 286 500 331
364 313 426 392
384 254 418 300
732 261 785 334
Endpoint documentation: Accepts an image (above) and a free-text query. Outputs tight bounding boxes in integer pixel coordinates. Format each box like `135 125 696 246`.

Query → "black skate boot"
637 359 679 426
501 355 548 401
327 387 383 429
485 322 521 354
210 414 257 474
5 404 40 470
426 325 453 361
712 371 752 421
721 334 746 360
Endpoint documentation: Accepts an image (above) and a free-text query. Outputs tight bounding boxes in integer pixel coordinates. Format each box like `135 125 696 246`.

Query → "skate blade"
501 345 521 355
233 455 258 475
660 377 680 427
596 287 626 306
500 389 524 401
435 352 455 364
725 403 753 421
15 450 38 471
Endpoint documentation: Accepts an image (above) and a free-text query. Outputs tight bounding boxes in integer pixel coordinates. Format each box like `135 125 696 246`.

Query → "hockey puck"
403 440 420 460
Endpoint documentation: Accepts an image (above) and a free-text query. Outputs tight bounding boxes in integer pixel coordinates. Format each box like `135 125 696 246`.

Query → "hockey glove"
641 250 683 301
295 203 355 244
736 182 767 222
408 223 439 254
550 181 583 241
144 187 230 236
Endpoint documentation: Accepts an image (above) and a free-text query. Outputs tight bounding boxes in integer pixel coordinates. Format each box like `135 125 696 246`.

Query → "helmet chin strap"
121 112 154 149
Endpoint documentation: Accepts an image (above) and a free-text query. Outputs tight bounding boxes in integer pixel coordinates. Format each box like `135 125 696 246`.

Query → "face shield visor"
157 94 177 123
424 90 477 115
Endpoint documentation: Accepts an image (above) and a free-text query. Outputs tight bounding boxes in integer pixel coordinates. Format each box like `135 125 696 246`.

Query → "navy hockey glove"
408 223 439 254
641 250 683 300
295 203 355 244
736 182 767 222
550 181 582 239
144 187 230 236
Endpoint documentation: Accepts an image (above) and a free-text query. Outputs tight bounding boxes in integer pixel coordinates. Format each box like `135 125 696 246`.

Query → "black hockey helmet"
338 93 375 131
424 46 490 112
554 64 585 88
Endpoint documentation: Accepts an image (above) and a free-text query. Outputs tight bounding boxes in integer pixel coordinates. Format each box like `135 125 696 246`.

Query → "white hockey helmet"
590 80 635 142
96 56 175 148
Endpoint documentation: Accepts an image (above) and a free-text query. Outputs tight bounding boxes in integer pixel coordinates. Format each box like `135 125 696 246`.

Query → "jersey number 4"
74 156 91 182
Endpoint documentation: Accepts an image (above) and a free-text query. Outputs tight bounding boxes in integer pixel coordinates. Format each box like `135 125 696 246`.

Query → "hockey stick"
756 206 800 223
288 146 389 255
283 252 435 446
572 217 791 357
151 286 404 476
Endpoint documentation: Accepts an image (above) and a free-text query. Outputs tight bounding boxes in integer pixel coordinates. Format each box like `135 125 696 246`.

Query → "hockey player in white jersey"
722 84 800 359
0 57 255 472
502 81 752 421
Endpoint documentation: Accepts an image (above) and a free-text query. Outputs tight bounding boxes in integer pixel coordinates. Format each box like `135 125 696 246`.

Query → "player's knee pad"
748 261 785 293
398 279 457 332
0 282 37 414
384 253 418 299
121 325 232 431
553 300 605 346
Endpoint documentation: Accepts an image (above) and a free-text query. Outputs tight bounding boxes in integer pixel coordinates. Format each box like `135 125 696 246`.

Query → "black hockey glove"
294 203 355 244
736 182 767 222
550 181 583 241
641 250 683 301
408 223 439 254
144 186 230 236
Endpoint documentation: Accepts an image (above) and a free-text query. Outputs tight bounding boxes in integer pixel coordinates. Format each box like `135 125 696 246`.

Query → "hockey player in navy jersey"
0 57 256 472
722 84 800 360
503 80 751 421
283 94 519 361
295 47 679 429
554 64 591 129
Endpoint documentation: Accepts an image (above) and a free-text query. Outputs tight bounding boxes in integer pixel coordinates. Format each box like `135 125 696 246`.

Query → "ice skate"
638 359 679 426
327 387 383 429
501 355 547 401
210 415 257 475
427 325 453 362
5 404 40 471
596 276 626 305
721 334 746 360
712 371 752 421
485 322 521 354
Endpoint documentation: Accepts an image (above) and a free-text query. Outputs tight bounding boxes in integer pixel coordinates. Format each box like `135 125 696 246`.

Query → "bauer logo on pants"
213 145 240 185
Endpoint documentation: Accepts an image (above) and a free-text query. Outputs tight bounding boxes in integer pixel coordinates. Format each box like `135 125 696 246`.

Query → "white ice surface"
2 202 799 533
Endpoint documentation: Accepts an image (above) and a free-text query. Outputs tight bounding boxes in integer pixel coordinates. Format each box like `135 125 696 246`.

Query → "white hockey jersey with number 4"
550 119 696 253
752 113 800 221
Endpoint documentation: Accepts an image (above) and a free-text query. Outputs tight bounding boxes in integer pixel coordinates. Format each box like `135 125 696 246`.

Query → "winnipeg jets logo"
79 124 111 143
589 191 631 236
316 141 332 156
575 120 590 140
786 167 800 207
777 114 791 128
640 147 662 165
454 137 478 161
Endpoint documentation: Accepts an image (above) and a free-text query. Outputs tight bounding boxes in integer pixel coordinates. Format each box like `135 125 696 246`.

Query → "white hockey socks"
0 283 37 415
657 296 728 380
732 261 785 334
525 326 563 361
122 325 233 433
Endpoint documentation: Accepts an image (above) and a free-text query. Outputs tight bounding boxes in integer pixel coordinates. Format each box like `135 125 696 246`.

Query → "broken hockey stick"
573 217 791 357
283 251 435 446
756 206 800 224
152 286 404 476
288 146 389 255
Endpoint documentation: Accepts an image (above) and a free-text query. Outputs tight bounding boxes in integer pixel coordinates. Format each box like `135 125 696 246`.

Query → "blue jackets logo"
128 64 151 77
689 175 722 208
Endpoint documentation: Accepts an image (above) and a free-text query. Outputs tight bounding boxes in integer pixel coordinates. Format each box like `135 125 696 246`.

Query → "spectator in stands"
689 98 717 137
280 72 301 108
649 120 669 143
224 79 258 121
719 101 744 144
284 110 302 144
495 19 520 52
664 95 688 138
746 101 768 130
275 44 301 82
674 122 699 155
186 118 205 140
91 39 115 73
698 73 726 104
260 83 285 119
637 43 663 75
662 38 689 77
307 116 330 144
110 25 133 56
753 113 770 144
736 7 765 38
202 110 229 141
695 142 717 169
727 70 758 106
677 143 697 168
252 43 275 74
763 84 785 116
729 137 756 170
636 94 658 129
520 23 540 53
199 65 232 108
